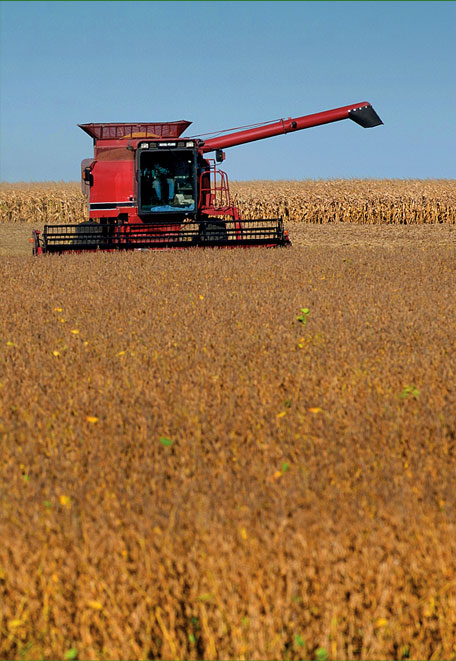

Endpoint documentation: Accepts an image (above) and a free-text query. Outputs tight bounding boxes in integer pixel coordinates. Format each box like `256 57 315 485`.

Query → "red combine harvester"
32 102 382 254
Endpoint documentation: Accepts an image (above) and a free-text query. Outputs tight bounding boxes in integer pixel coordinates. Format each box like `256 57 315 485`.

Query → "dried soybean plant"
1 244 456 661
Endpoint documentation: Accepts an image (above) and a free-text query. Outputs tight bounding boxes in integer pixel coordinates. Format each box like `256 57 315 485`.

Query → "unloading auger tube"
32 102 382 254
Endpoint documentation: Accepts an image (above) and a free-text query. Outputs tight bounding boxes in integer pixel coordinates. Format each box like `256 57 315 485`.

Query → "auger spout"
201 102 382 153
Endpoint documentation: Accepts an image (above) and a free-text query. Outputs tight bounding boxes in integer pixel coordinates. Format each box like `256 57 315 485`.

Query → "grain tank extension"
32 102 382 253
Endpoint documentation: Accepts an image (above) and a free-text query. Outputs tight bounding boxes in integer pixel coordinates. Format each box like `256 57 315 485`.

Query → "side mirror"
215 149 225 164
82 168 94 186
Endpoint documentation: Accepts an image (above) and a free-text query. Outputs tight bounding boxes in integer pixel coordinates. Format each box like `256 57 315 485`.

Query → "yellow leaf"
277 411 287 418
8 619 23 629
272 470 282 480
6 341 15 347
375 617 388 628
59 495 71 507
87 600 103 610
199 294 204 300
70 329 79 334
308 407 323 413
86 416 98 423
423 597 435 617
116 350 126 356
52 350 60 357
54 307 63 312
240 527 248 540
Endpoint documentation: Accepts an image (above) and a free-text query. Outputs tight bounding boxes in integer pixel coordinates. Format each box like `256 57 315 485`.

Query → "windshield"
139 150 195 213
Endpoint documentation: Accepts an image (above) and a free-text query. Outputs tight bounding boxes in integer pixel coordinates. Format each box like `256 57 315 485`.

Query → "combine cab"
32 102 382 254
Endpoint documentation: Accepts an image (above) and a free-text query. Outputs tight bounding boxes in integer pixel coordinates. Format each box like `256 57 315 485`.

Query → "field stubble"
1 242 456 660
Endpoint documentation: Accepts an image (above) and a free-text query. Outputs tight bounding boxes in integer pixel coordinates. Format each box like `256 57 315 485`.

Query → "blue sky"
1 1 455 181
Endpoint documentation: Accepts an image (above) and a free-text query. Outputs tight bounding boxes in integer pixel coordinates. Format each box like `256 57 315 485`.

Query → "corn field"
231 180 456 224
0 182 87 225
1 180 455 224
